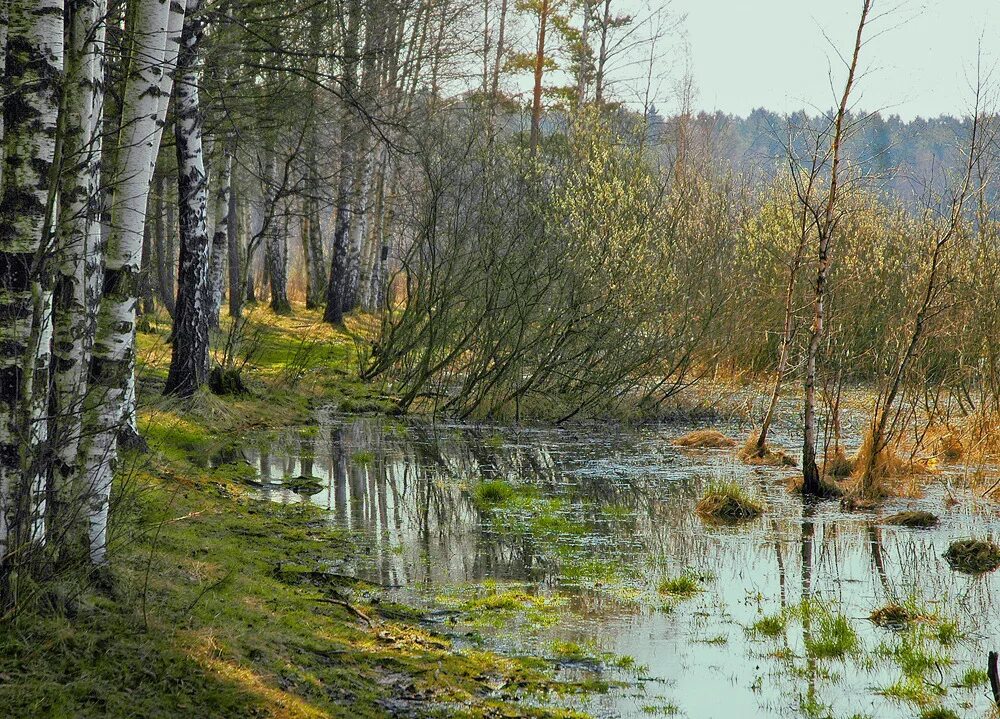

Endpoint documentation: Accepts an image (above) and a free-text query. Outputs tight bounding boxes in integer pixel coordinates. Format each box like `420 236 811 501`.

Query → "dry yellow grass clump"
674 429 736 449
737 432 797 467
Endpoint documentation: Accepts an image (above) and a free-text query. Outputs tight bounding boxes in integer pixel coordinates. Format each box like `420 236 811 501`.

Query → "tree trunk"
208 139 232 328
323 0 361 325
51 0 108 557
262 149 291 314
153 173 176 317
529 0 549 154
80 0 183 566
801 0 870 496
0 0 64 595
344 146 375 312
165 0 211 397
227 173 243 317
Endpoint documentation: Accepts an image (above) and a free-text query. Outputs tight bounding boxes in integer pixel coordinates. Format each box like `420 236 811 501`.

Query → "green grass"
802 606 858 660
695 479 764 522
749 611 787 637
2 306 595 719
472 480 517 508
657 574 701 598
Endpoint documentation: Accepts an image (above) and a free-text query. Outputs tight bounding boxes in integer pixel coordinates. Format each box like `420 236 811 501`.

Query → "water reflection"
215 413 1000 718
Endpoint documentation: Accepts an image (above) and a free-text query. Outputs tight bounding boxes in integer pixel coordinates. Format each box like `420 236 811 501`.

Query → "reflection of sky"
235 413 1000 718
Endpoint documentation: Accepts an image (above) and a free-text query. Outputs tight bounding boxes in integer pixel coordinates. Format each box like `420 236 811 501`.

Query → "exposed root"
674 429 736 449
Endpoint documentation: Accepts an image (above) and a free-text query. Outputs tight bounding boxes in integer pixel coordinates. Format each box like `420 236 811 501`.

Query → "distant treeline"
649 108 975 205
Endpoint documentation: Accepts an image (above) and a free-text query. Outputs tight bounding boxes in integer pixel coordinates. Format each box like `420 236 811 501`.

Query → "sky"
673 0 1000 120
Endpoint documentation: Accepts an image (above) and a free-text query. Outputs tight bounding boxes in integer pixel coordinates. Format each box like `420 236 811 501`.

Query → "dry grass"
822 449 855 479
884 510 939 528
737 432 797 467
674 429 736 449
847 432 932 502
943 539 1000 574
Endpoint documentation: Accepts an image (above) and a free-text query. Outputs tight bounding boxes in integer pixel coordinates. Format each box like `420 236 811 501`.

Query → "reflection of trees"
239 414 1000 708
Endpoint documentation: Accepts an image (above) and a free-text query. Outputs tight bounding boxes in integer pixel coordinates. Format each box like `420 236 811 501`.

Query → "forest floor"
0 305 591 719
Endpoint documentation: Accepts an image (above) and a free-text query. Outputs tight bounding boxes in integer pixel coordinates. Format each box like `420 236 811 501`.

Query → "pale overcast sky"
673 0 1000 119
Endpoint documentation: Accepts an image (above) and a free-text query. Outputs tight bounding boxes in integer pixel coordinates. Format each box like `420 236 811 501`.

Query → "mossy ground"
0 304 590 719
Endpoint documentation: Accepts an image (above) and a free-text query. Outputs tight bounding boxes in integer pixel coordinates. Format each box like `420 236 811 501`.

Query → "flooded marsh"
214 412 1000 718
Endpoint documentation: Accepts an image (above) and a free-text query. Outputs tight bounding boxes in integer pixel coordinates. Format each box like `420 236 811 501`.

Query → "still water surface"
219 410 1000 718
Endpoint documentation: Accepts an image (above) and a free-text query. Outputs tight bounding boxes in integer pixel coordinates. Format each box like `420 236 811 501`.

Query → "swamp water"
216 410 1000 718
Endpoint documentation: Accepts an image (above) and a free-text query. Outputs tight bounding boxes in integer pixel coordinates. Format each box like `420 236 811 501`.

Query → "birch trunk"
344 147 375 312
323 0 361 325
801 0 870 495
51 0 108 551
165 0 211 397
80 0 182 566
262 149 291 314
208 140 232 329
0 0 64 589
227 173 242 317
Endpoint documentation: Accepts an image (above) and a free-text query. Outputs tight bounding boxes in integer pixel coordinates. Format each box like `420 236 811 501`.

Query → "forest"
3 0 1000 717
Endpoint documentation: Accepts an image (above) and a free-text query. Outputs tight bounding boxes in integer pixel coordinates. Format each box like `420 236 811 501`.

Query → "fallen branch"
314 597 374 626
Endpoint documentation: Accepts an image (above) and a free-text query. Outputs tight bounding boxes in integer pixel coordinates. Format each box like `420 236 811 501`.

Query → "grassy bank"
0 306 588 719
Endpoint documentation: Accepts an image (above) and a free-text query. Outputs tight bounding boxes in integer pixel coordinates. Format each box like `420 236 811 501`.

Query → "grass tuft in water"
472 480 517 508
943 538 1000 574
917 707 960 719
674 429 736 448
657 573 701 598
696 480 764 522
750 611 788 637
797 601 858 660
953 666 988 689
884 510 939 528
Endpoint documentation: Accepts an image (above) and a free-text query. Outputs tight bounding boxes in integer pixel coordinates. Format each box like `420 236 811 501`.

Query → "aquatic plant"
695 480 764 522
804 610 859 660
884 510 939 528
472 480 516 508
737 432 797 466
943 538 1000 574
281 475 324 495
657 574 701 598
749 612 788 637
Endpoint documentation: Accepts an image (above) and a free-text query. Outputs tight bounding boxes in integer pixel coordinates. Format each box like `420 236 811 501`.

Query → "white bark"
0 0 64 571
165 0 212 396
208 141 232 328
52 0 108 549
81 0 184 565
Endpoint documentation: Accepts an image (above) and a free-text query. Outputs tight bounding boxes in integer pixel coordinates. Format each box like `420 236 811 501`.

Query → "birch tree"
165 0 212 396
207 141 232 328
800 0 871 496
51 0 108 552
80 0 184 565
0 0 64 596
